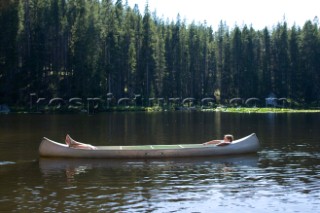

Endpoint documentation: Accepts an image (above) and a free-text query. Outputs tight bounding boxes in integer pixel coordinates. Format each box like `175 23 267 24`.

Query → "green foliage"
213 107 320 113
1 0 320 107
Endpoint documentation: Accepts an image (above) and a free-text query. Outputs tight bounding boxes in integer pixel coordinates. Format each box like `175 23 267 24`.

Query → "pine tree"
230 26 242 97
300 20 320 103
0 0 20 104
260 27 272 96
288 25 301 100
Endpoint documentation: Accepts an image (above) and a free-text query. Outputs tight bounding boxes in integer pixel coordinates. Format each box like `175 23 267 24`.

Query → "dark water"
0 112 319 212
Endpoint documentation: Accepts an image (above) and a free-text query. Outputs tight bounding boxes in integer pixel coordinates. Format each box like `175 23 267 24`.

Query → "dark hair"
224 134 234 142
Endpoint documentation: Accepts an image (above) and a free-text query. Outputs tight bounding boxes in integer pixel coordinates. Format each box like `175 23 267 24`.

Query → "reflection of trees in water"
36 152 320 211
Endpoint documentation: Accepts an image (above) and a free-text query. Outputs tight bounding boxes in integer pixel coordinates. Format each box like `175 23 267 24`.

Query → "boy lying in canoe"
65 134 97 150
203 134 234 146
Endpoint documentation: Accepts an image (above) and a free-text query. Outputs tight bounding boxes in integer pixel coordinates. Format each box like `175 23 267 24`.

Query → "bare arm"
203 140 222 145
216 141 231 146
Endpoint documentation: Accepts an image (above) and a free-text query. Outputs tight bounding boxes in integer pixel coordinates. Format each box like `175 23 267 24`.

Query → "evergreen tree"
288 25 301 100
0 0 19 104
139 3 155 99
202 25 215 97
214 21 227 102
153 20 166 97
230 26 242 97
123 6 137 97
221 30 231 101
260 27 272 96
241 25 256 97
272 22 290 97
300 20 320 103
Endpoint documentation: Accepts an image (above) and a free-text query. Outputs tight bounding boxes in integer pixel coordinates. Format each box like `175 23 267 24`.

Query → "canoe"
39 133 260 159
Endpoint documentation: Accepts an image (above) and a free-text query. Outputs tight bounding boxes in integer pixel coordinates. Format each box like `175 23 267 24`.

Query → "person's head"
224 134 234 142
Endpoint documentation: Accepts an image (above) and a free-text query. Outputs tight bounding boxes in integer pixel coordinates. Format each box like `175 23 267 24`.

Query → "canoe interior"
97 144 203 150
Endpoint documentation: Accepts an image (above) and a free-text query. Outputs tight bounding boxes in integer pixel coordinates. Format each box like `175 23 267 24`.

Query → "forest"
0 0 320 109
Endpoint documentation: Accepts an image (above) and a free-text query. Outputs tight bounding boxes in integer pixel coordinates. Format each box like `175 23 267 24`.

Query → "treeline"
0 0 320 107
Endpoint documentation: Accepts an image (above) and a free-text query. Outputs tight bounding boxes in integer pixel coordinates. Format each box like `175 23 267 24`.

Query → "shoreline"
2 106 320 114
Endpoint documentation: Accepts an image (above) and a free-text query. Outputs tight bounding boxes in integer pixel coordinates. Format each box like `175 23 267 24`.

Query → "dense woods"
1 0 320 108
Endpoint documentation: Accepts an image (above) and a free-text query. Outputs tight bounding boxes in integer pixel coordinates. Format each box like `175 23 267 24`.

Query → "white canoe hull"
39 133 260 159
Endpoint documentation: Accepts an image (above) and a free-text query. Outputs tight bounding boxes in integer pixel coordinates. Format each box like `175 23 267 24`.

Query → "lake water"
0 112 319 212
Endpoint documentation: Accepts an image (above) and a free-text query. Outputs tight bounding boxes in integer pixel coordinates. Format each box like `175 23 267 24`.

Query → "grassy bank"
3 105 320 114
203 107 320 113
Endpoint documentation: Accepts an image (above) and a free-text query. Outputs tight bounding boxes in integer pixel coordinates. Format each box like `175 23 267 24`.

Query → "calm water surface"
0 112 319 212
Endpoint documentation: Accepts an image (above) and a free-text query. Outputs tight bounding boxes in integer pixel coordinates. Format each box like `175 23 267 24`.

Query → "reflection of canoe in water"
39 133 260 159
39 154 259 175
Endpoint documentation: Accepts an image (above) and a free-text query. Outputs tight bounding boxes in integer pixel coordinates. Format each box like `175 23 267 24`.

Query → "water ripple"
1 151 319 212
0 161 15 166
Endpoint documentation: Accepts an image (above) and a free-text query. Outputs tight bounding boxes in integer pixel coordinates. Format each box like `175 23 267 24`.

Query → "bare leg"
65 134 71 146
65 134 96 150
66 134 83 146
